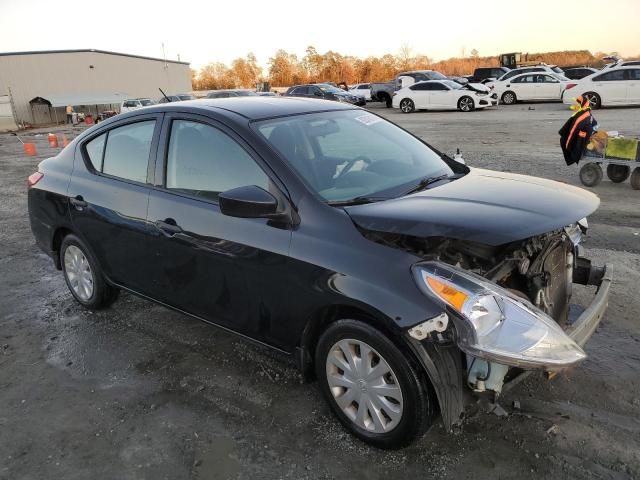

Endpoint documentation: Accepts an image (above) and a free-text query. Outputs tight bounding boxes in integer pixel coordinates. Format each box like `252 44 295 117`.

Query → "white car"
486 65 568 89
120 98 154 113
392 80 495 113
348 83 371 101
493 72 569 105
562 66 640 109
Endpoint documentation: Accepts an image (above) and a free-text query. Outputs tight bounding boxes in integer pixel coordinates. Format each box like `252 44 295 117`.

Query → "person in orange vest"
66 105 74 124
559 95 598 165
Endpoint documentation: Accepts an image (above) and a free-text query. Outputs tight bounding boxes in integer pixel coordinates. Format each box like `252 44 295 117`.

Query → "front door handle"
69 195 87 210
155 219 183 236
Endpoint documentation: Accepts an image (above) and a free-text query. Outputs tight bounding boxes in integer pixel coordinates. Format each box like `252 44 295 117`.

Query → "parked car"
207 89 258 98
284 83 365 106
256 91 278 96
466 67 510 84
27 97 610 449
120 98 155 113
157 93 196 103
370 70 447 107
493 72 569 104
348 83 372 101
392 80 495 112
563 67 598 80
489 65 567 85
562 66 640 109
600 58 640 70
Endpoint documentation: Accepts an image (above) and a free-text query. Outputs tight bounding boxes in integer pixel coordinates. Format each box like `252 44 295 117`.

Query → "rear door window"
101 121 155 183
629 69 640 80
594 70 626 81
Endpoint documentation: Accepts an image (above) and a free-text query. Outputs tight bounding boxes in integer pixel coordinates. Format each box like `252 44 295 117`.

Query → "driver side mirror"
219 185 279 218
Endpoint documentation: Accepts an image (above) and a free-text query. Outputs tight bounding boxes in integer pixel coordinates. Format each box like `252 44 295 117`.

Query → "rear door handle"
69 195 87 210
155 219 183 236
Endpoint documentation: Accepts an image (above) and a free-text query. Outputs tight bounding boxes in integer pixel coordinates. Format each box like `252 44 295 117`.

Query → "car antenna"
158 88 171 103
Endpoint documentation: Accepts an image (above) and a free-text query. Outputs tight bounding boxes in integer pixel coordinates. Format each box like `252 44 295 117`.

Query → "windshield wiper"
401 173 452 195
328 196 386 207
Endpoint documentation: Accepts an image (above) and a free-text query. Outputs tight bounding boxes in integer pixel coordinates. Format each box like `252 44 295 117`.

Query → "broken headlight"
412 262 586 370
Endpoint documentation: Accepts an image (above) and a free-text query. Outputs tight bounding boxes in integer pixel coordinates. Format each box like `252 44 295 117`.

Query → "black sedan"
28 97 611 448
284 83 365 106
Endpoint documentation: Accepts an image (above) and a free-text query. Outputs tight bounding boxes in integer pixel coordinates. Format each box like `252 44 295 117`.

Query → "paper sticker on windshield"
354 114 382 126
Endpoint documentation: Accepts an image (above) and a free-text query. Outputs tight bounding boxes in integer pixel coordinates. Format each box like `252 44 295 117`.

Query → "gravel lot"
1 102 639 480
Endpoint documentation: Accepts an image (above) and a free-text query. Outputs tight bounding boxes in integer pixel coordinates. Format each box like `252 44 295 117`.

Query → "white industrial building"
0 49 191 129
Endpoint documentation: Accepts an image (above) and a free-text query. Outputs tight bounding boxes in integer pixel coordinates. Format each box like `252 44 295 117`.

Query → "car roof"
132 97 358 121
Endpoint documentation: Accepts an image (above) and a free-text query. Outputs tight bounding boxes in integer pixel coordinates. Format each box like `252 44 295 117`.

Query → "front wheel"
579 163 603 187
458 96 475 112
60 234 118 310
315 320 435 449
399 98 415 113
501 91 516 105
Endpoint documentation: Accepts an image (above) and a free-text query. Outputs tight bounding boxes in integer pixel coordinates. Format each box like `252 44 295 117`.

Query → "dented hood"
344 168 600 246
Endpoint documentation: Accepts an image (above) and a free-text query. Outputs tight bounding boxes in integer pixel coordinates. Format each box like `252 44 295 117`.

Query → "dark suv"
284 83 365 106
27 97 611 449
466 67 511 83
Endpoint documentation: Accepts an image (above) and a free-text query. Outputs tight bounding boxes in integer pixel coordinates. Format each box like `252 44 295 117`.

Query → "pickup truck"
370 70 447 107
465 67 511 84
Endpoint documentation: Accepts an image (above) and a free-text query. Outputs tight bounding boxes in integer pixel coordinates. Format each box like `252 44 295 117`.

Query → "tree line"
191 47 620 90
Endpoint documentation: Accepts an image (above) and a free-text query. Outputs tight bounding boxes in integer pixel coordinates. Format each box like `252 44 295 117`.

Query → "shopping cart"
578 135 640 190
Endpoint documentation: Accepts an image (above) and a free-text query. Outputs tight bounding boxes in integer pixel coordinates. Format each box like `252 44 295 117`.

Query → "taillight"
566 83 577 90
27 172 43 188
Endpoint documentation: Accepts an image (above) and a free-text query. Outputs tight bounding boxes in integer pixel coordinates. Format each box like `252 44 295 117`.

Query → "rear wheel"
458 96 475 112
60 234 118 310
501 91 517 105
379 92 392 108
584 92 601 109
606 164 631 183
579 163 603 187
315 320 435 449
631 168 640 190
399 98 415 113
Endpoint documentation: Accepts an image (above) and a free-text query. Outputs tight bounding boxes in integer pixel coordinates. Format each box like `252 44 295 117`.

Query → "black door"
68 114 162 293
145 114 292 345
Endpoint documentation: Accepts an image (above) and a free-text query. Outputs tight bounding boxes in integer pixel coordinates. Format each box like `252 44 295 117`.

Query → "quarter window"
102 121 155 183
85 133 106 171
594 70 625 81
628 69 640 80
165 120 269 201
410 83 431 91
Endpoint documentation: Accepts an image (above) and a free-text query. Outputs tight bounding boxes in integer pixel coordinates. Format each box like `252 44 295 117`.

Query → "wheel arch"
51 226 74 269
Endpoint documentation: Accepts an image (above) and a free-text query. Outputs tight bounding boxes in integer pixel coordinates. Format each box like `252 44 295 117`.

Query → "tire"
379 93 392 108
501 91 517 105
315 319 435 449
583 92 601 109
60 234 118 310
458 96 475 112
631 168 640 190
606 164 631 183
579 163 603 187
399 98 415 113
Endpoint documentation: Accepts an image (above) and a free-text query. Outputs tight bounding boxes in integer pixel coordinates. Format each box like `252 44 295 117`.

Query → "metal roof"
0 49 189 65
30 92 130 107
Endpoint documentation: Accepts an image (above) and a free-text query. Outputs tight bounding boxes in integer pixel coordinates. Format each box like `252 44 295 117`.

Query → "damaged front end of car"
362 220 612 429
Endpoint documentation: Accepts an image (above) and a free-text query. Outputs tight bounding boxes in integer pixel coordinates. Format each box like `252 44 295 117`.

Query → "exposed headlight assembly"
412 262 586 370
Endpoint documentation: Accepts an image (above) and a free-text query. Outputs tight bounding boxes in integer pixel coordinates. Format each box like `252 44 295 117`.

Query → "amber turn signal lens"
425 277 468 311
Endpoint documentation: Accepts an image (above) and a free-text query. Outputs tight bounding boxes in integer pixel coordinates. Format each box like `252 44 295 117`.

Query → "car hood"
344 168 599 246
464 83 490 93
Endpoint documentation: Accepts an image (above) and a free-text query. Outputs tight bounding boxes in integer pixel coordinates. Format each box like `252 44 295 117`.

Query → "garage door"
0 94 18 131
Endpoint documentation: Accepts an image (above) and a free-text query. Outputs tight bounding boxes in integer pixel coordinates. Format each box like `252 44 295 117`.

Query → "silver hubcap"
586 94 597 105
64 245 94 301
460 98 472 111
401 100 412 112
504 93 514 104
326 339 403 433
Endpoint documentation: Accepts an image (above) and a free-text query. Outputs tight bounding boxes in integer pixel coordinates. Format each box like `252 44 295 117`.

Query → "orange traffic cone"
48 133 59 148
24 143 37 156
62 134 70 147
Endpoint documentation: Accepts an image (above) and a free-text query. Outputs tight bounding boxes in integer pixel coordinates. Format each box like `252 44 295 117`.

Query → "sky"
1 0 639 71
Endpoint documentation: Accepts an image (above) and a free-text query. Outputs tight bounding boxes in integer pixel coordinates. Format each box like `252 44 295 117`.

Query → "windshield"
428 71 447 80
235 90 258 96
178 95 195 101
140 99 154 106
551 66 564 74
253 110 453 203
443 80 461 89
